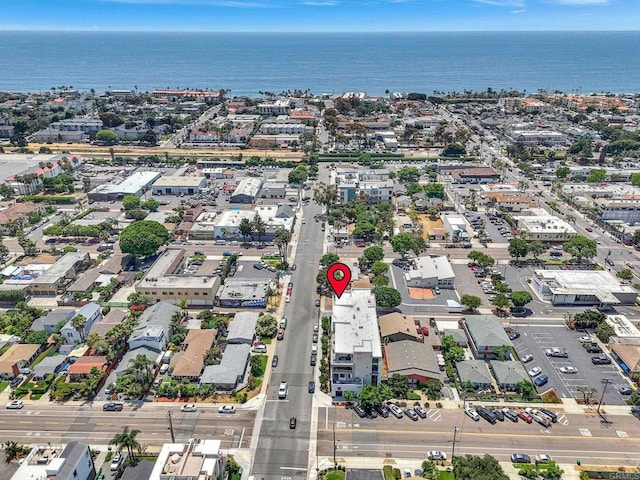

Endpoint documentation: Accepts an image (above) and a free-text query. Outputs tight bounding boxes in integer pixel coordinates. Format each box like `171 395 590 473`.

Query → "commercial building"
506 130 567 146
29 252 90 296
595 198 640 225
257 99 291 116
512 208 577 242
202 205 295 242
440 166 501 184
404 255 455 289
87 171 161 201
335 167 394 205
443 215 469 242
384 341 440 384
11 442 96 480
217 279 270 308
151 175 207 196
481 192 537 212
532 270 637 306
34 118 103 142
135 249 221 307
148 439 226 480
489 360 529 391
330 284 382 398
230 178 263 204
462 316 513 360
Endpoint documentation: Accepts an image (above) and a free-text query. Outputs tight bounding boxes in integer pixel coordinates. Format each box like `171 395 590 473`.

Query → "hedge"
22 195 75 204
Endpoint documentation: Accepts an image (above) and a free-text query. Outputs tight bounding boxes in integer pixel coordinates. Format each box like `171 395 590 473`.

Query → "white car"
285 295 291 303
428 451 447 460
579 336 592 343
180 404 197 412
110 452 122 471
520 354 534 363
218 405 236 414
388 403 404 418
465 408 480 421
528 367 542 378
559 366 578 374
278 382 288 399
6 400 24 409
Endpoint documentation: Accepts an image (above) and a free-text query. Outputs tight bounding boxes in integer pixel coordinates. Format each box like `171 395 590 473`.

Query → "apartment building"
512 208 577 242
335 167 393 205
330 284 382 398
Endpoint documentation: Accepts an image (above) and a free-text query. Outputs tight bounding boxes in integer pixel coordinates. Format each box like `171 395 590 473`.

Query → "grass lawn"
437 471 455 480
259 354 268 373
325 471 345 480
383 465 395 480
0 381 8 392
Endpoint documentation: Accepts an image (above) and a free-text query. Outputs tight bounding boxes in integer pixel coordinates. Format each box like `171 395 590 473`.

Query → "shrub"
407 391 421 401
393 468 402 480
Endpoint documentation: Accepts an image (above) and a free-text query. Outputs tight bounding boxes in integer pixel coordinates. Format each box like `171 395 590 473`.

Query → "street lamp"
333 422 337 470
451 426 460 467
597 379 613 419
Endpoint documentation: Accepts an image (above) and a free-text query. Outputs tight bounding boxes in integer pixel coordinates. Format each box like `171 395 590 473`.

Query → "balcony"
332 355 354 365
332 376 363 385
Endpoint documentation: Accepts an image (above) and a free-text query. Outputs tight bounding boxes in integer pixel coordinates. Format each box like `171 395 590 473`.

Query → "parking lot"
390 263 459 310
230 260 278 281
511 326 630 405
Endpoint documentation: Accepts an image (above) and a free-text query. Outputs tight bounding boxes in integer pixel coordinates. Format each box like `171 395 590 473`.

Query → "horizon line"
1 28 639 33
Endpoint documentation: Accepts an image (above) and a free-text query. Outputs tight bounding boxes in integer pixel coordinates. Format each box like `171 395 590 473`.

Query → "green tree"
595 321 615 342
256 313 278 338
563 236 597 263
390 232 416 255
252 213 266 242
421 460 437 480
361 245 384 267
492 294 510 310
95 129 119 144
587 168 606 183
529 240 546 260
422 379 443 400
629 390 640 406
617 268 634 281
383 374 409 399
425 182 445 199
544 461 565 480
507 238 529 261
119 220 172 257
556 166 571 179
357 384 384 407
70 314 87 342
442 142 466 157
275 228 292 267
250 355 266 377
109 426 141 460
573 309 606 330
373 286 402 309
631 172 640 187
509 291 533 310
515 379 536 399
452 455 509 480
122 195 141 211
371 261 389 276
397 166 421 183
320 253 340 267
460 294 482 312
288 165 308 184
142 198 159 212
238 217 254 242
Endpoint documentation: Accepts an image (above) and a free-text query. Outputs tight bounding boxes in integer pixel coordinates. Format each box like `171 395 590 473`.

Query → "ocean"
1 31 639 95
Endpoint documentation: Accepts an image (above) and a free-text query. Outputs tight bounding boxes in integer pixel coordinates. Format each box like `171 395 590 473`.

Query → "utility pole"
597 379 613 418
333 422 337 469
167 410 176 443
451 427 460 467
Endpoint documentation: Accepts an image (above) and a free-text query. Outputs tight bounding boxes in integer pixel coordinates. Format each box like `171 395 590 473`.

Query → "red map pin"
326 262 352 299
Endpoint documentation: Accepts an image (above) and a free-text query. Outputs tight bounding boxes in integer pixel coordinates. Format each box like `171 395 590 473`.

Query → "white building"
209 205 295 241
257 99 291 116
34 118 103 142
11 442 96 480
443 214 469 242
152 175 207 196
149 439 225 480
259 122 308 135
404 256 455 289
532 270 637 306
230 178 263 203
87 171 161 201
506 130 567 146
331 285 382 398
513 208 577 242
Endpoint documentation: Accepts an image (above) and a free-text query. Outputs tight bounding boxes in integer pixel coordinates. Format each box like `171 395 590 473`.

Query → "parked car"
428 451 447 461
521 354 534 363
414 406 427 418
559 366 578 374
315 299 321 307
253 344 267 353
528 367 542 378
535 455 553 465
272 355 279 368
618 386 633 395
545 348 568 358
464 408 480 421
509 332 521 340
511 453 531 464
312 333 318 343
310 353 317 366
110 453 122 471
538 408 558 423
6 400 24 410
579 336 592 343
592 355 612 365
502 408 519 422
534 374 549 387
517 410 533 423
375 404 390 418
388 403 404 418
181 404 197 412
308 381 315 393
404 408 419 421
586 344 603 354
277 329 284 340
103 402 124 412
491 409 505 421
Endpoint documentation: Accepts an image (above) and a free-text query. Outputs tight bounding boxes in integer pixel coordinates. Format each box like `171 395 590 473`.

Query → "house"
199 343 250 391
32 355 67 381
67 355 108 380
31 309 74 334
149 439 225 480
115 347 158 377
404 256 455 289
135 249 221 307
442 329 468 347
66 268 102 296
0 333 20 352
0 343 42 379
99 254 135 275
532 270 637 306
384 341 440 385
0 202 46 234
330 284 383 398
462 316 513 360
11 441 96 480
482 192 537 212
172 329 217 381
59 303 103 344
490 360 530 391
230 178 263 203
455 360 493 389
121 461 155 480
29 252 90 296
226 311 259 344
88 308 127 338
128 301 181 353
378 312 422 343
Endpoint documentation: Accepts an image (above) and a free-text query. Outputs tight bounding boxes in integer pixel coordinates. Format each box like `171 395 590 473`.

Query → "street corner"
241 393 266 409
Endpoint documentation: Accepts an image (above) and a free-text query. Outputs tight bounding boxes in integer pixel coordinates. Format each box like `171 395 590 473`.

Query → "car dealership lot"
511 326 629 405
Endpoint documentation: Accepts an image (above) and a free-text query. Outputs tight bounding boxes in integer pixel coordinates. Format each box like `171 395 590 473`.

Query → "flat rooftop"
332 287 382 358
535 269 635 303
139 248 219 289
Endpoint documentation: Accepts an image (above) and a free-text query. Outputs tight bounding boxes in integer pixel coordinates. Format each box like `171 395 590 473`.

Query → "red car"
286 288 292 296
517 410 533 424
585 227 593 232
356 242 366 248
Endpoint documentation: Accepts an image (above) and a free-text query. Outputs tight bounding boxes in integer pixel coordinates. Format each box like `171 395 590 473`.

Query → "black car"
374 404 390 418
491 409 505 422
367 407 378 419
591 355 611 365
272 355 279 368
310 354 317 366
10 376 24 388
308 381 315 393
502 409 519 423
103 402 124 412
586 344 603 354
352 404 367 418
289 417 297 429
511 454 531 464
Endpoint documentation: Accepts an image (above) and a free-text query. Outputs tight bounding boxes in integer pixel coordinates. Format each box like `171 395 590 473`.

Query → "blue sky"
1 0 638 32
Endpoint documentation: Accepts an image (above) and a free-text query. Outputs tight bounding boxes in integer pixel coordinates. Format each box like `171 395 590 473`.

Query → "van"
279 317 287 329
476 406 497 425
159 364 170 375
538 408 558 423
162 351 172 364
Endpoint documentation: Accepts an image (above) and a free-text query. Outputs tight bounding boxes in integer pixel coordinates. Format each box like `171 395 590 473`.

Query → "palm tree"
274 228 292 267
177 299 189 317
109 426 141 460
70 314 87 342
252 214 266 243
129 353 154 385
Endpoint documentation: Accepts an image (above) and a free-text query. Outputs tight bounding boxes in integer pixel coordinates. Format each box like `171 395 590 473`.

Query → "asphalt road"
317 407 640 466
250 169 327 480
0 403 255 447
